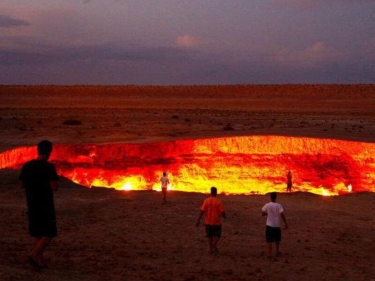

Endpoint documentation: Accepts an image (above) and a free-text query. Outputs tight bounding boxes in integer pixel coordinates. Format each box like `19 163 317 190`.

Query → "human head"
37 140 53 158
163 172 166 176
210 186 217 196
270 192 277 201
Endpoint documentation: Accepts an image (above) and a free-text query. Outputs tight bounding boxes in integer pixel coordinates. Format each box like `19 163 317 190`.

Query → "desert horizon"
1 84 375 280
2 0 375 279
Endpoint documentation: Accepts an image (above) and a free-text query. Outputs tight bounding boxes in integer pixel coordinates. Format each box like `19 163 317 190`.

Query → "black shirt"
19 159 59 217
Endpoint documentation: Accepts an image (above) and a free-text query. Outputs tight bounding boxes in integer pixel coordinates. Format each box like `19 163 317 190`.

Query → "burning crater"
1 136 375 196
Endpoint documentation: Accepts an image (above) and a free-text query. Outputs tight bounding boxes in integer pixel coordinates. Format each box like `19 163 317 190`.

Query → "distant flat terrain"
1 85 374 151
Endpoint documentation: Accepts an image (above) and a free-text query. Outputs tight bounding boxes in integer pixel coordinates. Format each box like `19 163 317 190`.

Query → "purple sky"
1 0 375 85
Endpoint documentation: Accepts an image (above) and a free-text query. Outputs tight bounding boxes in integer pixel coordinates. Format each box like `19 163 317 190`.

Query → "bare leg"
161 190 167 204
212 236 220 253
267 242 272 257
33 238 45 266
30 237 52 265
27 237 51 272
275 242 280 255
208 237 214 254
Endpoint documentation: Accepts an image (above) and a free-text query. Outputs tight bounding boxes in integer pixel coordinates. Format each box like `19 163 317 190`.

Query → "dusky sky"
1 0 375 85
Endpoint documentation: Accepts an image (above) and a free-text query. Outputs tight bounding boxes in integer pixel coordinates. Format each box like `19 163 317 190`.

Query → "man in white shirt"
261 192 288 258
160 172 170 205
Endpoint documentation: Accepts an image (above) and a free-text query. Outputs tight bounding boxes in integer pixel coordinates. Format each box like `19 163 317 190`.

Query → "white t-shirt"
261 202 284 227
160 176 169 189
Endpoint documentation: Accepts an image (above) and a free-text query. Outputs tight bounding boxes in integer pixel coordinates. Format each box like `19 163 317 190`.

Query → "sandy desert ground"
1 85 375 281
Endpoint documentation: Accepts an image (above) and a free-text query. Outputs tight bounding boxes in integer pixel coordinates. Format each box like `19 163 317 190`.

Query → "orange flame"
1 136 375 196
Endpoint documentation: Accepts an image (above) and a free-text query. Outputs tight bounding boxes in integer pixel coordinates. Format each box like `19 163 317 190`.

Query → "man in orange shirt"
196 186 226 254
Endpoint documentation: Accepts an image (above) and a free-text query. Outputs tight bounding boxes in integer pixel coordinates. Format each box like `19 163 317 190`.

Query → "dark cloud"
0 42 196 66
82 0 122 3
0 37 374 85
0 15 30 28
1 43 374 85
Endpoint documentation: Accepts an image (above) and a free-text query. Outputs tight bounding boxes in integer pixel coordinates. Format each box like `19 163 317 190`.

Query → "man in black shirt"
19 140 59 272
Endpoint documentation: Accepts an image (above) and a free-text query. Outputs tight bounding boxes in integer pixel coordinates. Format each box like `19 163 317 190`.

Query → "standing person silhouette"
286 170 292 193
261 192 288 259
160 172 170 205
19 140 59 272
196 186 226 254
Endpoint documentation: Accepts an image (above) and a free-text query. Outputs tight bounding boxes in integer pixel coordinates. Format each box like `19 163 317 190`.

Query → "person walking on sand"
286 170 292 193
19 140 59 272
160 172 170 204
262 192 287 259
196 186 226 254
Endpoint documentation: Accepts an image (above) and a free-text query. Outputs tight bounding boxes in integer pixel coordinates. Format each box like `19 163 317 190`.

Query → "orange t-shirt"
200 196 225 225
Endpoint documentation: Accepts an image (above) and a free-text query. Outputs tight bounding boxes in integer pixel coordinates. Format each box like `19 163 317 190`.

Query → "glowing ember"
1 136 375 196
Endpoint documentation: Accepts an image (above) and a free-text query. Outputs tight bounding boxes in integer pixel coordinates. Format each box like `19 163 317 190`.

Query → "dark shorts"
28 212 57 238
205 225 222 238
265 226 281 243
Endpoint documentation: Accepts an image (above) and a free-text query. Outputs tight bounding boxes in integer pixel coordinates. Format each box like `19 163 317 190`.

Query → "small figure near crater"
286 170 292 193
160 171 170 205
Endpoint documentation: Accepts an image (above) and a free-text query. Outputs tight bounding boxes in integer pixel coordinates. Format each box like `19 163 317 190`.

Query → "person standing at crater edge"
196 186 226 254
19 140 59 272
261 192 288 259
160 171 170 204
286 170 292 193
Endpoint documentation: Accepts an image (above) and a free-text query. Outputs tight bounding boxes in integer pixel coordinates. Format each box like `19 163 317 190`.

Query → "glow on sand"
1 136 375 196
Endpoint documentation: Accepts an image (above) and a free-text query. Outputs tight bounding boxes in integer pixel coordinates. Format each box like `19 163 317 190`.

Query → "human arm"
19 165 25 189
261 204 267 216
221 211 226 219
51 180 59 192
281 212 288 230
49 163 59 192
196 210 204 227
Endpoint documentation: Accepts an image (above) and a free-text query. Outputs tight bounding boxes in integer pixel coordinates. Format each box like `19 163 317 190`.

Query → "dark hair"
210 186 217 196
37 140 53 156
163 172 167 176
270 192 277 200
